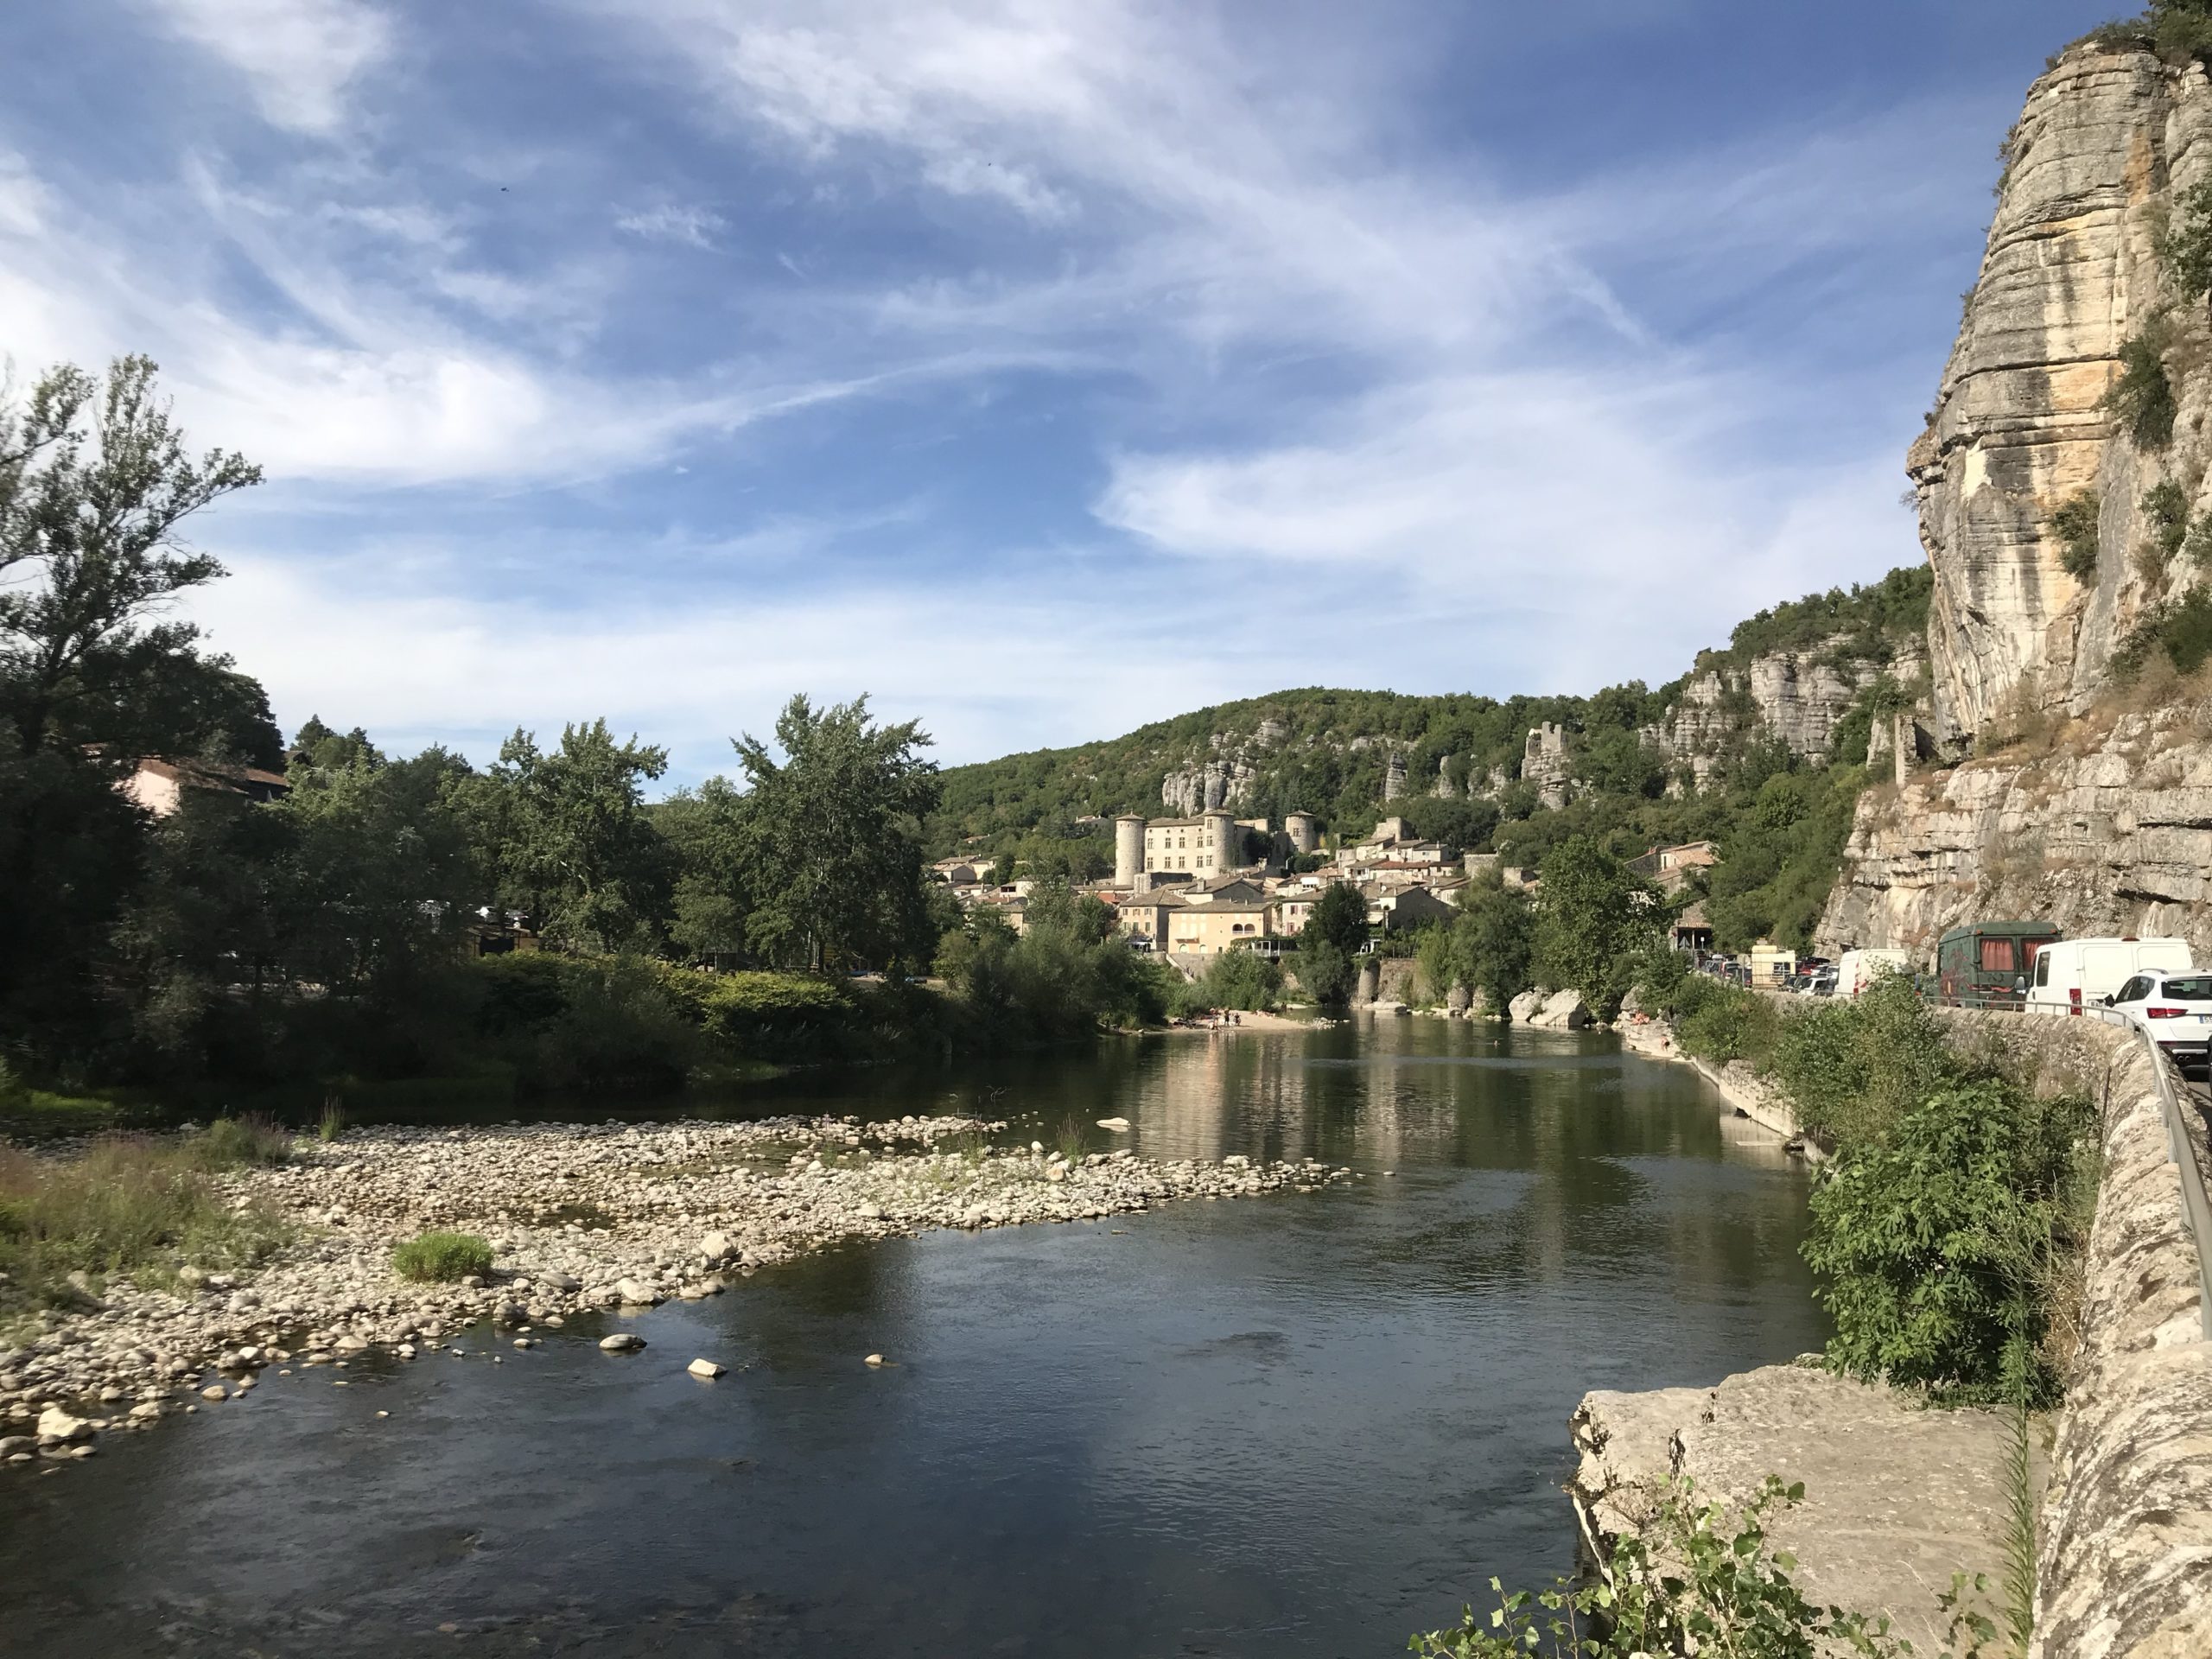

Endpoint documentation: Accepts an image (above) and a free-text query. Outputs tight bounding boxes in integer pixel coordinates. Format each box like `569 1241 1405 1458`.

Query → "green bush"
1802 1078 2094 1405
187 1113 294 1169
2049 488 2102 582
1176 949 1281 1014
391 1230 493 1283
1672 978 1782 1069
1413 1475 1921 1658
2114 587 2212 679
2142 478 2190 569
1770 974 1956 1148
2108 332 2177 448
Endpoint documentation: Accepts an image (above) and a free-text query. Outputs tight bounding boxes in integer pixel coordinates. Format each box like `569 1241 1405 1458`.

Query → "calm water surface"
0 1019 1825 1658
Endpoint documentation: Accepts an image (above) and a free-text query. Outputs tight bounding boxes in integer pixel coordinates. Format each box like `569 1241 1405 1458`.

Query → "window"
2160 976 2212 1001
1979 938 2015 973
2035 950 2050 988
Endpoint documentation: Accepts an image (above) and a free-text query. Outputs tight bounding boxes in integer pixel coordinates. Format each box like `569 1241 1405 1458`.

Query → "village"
931 729 1722 983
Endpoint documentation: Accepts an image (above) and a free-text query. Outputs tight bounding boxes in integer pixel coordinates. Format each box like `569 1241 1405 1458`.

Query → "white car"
2107 970 2212 1072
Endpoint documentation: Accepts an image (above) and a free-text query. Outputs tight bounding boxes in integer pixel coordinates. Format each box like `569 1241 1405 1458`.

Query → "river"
0 1017 1825 1657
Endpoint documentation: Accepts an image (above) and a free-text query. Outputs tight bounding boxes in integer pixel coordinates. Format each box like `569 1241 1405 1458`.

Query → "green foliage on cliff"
2142 479 2190 570
2108 331 2178 449
1699 564 1931 676
2049 488 2102 582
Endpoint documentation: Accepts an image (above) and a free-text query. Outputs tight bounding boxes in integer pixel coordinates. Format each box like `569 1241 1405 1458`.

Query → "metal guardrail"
2069 1006 2212 1341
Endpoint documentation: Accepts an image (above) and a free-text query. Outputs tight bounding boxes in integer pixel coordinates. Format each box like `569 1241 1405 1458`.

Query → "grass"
0 1128 292 1338
391 1230 493 1283
1053 1113 1090 1164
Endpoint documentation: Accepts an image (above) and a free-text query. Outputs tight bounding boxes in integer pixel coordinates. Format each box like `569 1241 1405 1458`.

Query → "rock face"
1910 41 2212 742
1643 639 1923 788
1817 696 2212 957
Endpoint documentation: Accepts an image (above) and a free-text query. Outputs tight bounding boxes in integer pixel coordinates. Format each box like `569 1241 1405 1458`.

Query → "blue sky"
0 0 2113 782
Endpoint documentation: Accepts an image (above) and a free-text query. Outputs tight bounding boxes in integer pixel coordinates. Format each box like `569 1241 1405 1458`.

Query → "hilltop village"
933 723 1718 978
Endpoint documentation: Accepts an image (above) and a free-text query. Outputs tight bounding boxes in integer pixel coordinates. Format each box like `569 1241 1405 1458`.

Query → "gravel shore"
2 1114 1351 1466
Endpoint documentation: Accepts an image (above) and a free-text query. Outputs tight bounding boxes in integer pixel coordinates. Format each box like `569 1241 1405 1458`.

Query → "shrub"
1802 1078 2094 1405
2049 488 2102 581
1412 1475 1918 1658
1672 978 1782 1069
2113 587 2212 679
2107 331 2177 448
2142 478 2190 571
2168 174 2212 297
188 1113 294 1169
391 1230 493 1283
1770 974 1958 1148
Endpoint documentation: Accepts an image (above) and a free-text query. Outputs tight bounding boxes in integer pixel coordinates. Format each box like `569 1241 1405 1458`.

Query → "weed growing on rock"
188 1114 294 1170
1803 1078 2093 1406
1412 1476 1921 1657
391 1230 493 1283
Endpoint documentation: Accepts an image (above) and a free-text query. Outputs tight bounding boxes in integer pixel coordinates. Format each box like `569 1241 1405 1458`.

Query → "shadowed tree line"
0 356 1122 1105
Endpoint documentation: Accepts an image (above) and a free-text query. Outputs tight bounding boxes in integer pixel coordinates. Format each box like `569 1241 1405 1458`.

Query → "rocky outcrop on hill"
1819 696 2212 957
1909 40 2212 743
1643 638 1924 786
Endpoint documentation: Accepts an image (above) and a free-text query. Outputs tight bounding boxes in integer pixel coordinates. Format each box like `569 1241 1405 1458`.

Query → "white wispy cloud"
615 203 728 249
139 0 392 136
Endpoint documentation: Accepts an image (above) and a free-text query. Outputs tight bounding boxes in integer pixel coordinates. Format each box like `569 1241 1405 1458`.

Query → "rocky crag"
1822 36 2212 953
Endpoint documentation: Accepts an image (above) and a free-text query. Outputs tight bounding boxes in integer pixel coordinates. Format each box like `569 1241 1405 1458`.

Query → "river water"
0 1019 1825 1658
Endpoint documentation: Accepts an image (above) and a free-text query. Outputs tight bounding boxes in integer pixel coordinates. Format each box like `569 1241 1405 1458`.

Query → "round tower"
1285 810 1319 856
1114 814 1146 887
1204 808 1237 873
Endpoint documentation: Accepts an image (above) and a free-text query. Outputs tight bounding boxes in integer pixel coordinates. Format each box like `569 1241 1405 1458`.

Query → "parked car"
2027 937 2195 1015
2105 969 2212 1073
1800 969 1838 997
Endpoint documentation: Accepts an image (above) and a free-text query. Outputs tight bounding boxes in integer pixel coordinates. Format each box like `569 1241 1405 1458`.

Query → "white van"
1834 948 1911 999
2027 937 2195 1014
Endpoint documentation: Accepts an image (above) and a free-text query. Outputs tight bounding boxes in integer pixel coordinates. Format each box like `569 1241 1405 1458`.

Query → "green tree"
1532 836 1664 1015
1 356 261 754
1296 882 1369 1007
1454 877 1536 1014
468 720 672 954
654 777 753 963
735 694 940 973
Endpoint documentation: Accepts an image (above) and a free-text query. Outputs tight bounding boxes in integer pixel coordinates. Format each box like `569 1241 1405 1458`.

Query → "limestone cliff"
1821 37 2212 954
1910 40 2212 741
1643 637 1923 788
1819 695 2212 957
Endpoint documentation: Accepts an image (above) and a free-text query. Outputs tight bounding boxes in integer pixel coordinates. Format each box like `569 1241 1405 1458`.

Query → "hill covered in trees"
928 569 1930 950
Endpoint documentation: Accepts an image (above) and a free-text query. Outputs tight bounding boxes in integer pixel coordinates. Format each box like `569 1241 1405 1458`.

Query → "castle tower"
1114 814 1146 887
1204 808 1237 874
1286 811 1319 856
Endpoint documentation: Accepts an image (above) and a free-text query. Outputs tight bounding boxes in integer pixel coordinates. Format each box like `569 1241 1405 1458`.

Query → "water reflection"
0 1020 1825 1659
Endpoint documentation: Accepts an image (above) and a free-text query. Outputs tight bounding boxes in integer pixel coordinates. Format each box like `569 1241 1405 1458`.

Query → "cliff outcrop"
1827 36 2212 951
1644 637 1923 787
1819 694 2212 956
1910 40 2212 741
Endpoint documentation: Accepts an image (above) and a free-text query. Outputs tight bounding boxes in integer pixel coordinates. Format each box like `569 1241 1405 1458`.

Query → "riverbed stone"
687 1358 725 1378
599 1334 645 1353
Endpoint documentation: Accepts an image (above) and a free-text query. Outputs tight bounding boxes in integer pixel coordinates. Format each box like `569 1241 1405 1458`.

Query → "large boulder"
1525 990 1590 1029
1507 990 1545 1024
